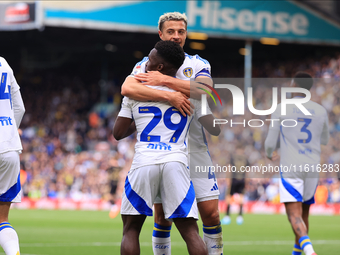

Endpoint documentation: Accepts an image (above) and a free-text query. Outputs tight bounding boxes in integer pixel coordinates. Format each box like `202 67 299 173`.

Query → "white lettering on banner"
187 1 309 35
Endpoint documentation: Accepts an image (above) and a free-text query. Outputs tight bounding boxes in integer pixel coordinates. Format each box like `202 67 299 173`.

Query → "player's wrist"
162 91 172 102
163 75 175 88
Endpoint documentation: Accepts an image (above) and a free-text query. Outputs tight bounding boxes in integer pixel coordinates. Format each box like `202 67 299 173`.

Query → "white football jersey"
131 53 212 154
189 99 213 153
118 86 193 170
270 99 329 166
0 57 23 154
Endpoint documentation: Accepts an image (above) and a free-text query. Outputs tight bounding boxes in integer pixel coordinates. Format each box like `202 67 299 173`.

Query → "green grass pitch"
4 209 340 255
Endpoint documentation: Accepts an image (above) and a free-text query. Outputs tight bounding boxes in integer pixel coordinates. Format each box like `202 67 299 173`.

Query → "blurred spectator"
315 181 329 204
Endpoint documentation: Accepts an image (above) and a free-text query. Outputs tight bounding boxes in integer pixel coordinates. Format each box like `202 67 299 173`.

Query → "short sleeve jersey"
269 99 329 166
0 57 22 154
130 53 212 154
118 86 193 170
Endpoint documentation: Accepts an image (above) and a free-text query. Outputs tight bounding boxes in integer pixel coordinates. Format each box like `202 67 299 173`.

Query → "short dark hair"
154 40 185 70
293 72 313 90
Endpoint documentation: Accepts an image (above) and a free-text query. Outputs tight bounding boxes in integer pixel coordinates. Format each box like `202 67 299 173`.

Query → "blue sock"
299 235 315 255
152 223 171 255
203 223 223 254
299 236 312 249
292 243 302 255
202 223 222 235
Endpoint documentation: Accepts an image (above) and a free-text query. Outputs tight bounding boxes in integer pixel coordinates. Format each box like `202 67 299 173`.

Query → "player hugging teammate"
117 12 223 255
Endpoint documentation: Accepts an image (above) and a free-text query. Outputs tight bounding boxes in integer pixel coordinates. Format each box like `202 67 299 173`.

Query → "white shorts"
121 162 198 220
189 151 219 202
280 171 318 204
0 151 21 203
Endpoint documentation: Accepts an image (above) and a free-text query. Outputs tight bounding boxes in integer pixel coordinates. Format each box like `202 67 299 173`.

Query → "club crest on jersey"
183 67 193 78
133 66 142 75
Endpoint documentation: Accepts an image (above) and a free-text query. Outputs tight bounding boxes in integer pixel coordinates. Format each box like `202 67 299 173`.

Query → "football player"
265 72 329 255
0 57 25 255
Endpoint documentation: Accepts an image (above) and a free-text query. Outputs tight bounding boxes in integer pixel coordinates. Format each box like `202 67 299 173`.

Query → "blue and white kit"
0 57 25 203
265 99 329 203
131 53 219 203
118 87 197 219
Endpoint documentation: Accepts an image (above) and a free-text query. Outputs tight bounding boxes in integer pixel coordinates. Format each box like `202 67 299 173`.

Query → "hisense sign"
43 0 340 44
187 1 309 36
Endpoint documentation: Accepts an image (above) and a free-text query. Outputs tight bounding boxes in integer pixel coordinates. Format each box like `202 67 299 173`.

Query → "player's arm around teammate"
0 57 25 255
121 76 192 117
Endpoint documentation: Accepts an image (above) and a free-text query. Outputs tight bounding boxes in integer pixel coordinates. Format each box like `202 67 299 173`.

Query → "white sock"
303 244 315 255
0 223 20 255
152 236 171 255
152 223 171 255
203 231 223 255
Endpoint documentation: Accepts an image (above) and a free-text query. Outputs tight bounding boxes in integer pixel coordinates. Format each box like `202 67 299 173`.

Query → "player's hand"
134 71 165 86
168 92 194 117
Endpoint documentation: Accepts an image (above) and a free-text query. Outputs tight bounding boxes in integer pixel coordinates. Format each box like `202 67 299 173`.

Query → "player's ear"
157 63 164 71
158 30 163 40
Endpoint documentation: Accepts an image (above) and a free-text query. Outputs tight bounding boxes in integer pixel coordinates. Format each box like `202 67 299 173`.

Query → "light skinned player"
121 12 223 255
114 40 208 255
0 57 25 255
265 72 329 255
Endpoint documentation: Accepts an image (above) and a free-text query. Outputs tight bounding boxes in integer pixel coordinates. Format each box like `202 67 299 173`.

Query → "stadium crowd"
16 52 340 205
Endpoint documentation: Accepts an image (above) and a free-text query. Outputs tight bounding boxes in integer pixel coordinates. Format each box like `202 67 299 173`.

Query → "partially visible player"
114 40 208 255
221 145 248 225
0 57 25 255
108 164 122 219
265 72 329 255
121 12 223 255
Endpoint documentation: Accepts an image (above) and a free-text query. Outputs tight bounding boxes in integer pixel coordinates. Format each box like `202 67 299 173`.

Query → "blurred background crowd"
15 52 340 205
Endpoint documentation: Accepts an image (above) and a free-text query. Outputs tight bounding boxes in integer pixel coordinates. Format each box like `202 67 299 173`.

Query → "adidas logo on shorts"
211 183 218 191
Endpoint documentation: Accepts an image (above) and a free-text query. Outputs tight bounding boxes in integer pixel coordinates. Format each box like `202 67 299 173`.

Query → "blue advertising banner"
43 0 340 45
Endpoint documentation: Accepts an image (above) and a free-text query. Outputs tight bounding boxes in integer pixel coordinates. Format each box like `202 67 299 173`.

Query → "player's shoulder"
135 56 149 67
131 56 148 76
0 57 14 75
184 53 210 65
122 96 135 104
0 56 9 67
309 100 328 115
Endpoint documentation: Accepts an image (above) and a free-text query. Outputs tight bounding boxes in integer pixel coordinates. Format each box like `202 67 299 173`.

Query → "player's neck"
162 69 177 77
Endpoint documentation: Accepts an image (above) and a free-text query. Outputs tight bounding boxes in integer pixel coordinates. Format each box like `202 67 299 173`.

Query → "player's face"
159 20 187 48
145 48 163 72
